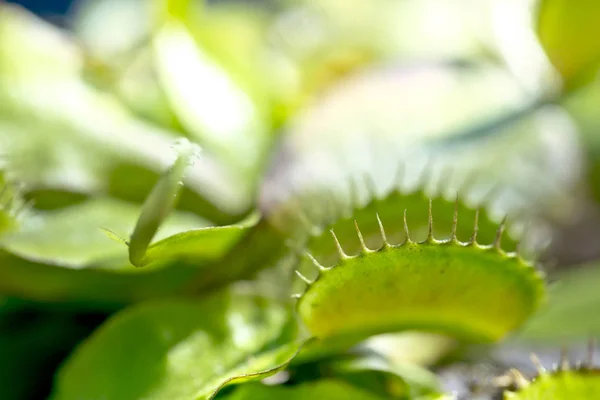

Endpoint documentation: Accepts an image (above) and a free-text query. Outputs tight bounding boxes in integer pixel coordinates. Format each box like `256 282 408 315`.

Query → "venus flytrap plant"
295 197 545 344
4 0 600 399
500 348 600 399
50 130 549 399
50 53 583 400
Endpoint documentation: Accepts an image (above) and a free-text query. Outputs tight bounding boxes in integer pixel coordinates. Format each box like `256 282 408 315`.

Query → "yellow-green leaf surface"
504 369 600 400
138 212 259 267
537 0 600 88
222 379 386 400
296 198 545 344
52 291 301 400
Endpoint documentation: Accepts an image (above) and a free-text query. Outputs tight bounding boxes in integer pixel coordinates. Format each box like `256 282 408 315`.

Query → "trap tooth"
329 229 350 260
353 220 370 252
375 213 389 247
305 252 328 272
403 209 411 243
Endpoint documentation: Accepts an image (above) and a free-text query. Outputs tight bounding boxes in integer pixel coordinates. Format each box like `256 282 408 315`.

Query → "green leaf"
0 4 79 80
72 0 153 66
152 19 269 198
561 79 600 203
183 218 289 295
0 199 254 307
129 138 200 266
189 3 271 107
0 197 209 268
517 263 600 341
0 4 248 220
221 379 387 400
537 0 600 89
0 251 194 309
161 0 195 20
137 212 259 267
51 291 302 400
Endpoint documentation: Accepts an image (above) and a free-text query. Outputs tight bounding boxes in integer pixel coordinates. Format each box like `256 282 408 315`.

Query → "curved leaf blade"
129 138 200 266
137 212 259 267
51 291 301 400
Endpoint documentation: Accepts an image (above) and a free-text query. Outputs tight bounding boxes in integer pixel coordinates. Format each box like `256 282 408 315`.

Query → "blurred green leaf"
0 4 80 80
537 0 600 89
73 0 153 63
516 263 600 341
221 379 386 400
0 198 256 307
317 354 442 399
153 19 269 194
0 251 199 309
1 197 209 267
0 4 248 220
51 291 301 400
73 0 183 128
561 80 600 203
183 218 289 295
189 3 271 107
162 0 196 20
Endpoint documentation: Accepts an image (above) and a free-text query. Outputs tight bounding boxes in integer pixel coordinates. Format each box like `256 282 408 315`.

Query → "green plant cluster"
2 0 600 399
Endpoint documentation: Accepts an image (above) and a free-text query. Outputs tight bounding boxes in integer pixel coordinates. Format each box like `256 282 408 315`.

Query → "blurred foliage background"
2 0 600 399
